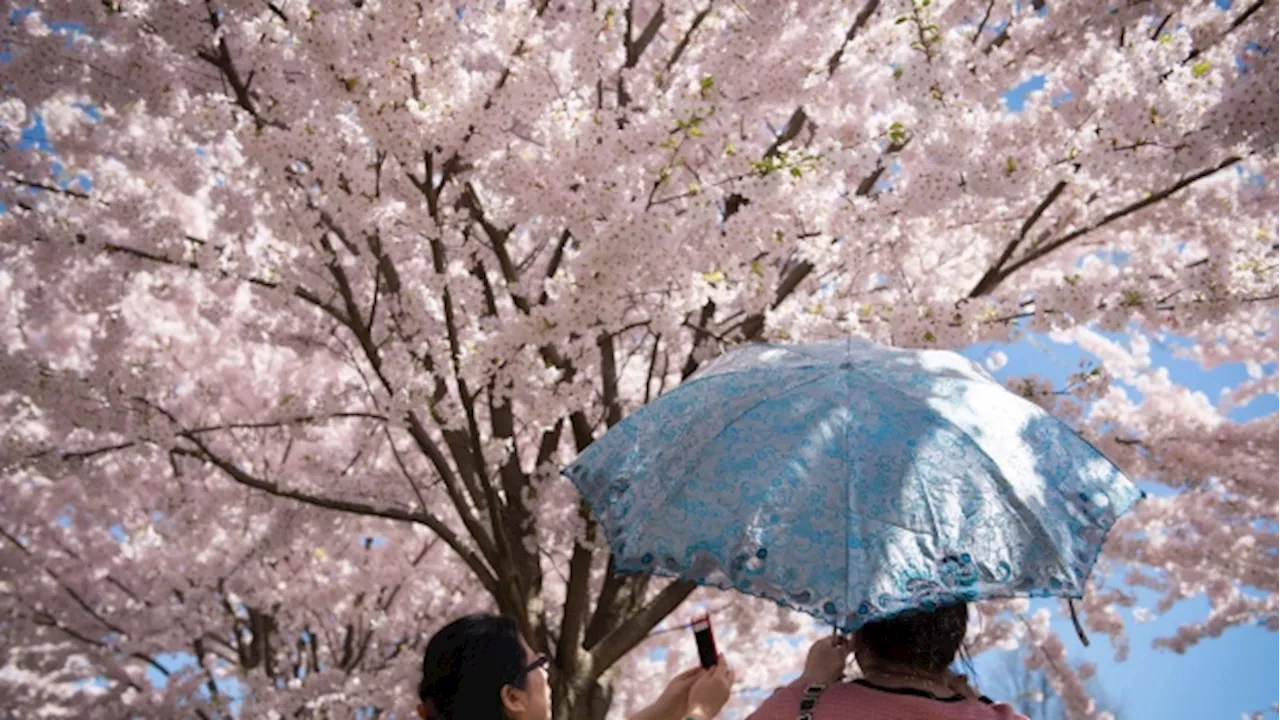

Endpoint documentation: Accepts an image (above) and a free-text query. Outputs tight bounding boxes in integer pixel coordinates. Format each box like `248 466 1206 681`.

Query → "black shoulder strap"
798 683 827 720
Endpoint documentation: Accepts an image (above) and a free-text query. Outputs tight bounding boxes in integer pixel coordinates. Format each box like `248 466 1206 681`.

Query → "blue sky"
960 330 1278 720
970 30 1275 720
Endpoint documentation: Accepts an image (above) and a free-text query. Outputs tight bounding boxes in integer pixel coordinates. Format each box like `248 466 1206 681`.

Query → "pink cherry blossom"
1 1 1275 718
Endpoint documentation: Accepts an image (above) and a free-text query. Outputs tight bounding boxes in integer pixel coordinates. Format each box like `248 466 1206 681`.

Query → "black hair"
419 613 531 720
857 602 969 675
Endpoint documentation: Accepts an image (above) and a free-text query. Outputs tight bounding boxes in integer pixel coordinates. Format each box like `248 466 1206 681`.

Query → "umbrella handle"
1068 599 1091 647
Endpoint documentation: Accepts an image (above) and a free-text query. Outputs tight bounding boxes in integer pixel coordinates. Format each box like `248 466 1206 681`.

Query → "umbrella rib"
842 350 853 630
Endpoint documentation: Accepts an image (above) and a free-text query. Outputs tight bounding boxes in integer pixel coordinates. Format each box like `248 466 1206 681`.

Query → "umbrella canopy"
563 338 1142 631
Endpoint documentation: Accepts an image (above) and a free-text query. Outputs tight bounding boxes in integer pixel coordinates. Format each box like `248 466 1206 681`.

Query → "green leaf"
790 167 803 178
750 260 764 277
888 121 907 145
1191 60 1211 78
1005 156 1017 175
896 16 909 24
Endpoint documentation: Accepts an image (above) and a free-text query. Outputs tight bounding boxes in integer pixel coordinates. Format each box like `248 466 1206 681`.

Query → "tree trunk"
566 676 615 720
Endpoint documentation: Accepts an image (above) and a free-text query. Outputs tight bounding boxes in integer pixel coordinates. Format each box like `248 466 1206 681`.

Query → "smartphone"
692 614 718 668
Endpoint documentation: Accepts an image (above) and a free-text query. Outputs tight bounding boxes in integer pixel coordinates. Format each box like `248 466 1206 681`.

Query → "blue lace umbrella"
563 338 1142 633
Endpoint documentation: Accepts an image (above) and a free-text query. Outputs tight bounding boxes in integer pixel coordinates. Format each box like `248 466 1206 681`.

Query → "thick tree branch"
582 557 625 650
666 5 712 72
680 300 718 380
968 179 1068 297
972 157 1242 294
415 182 538 640
625 2 667 69
588 580 697 682
765 107 809 159
598 333 624 428
489 386 552 652
555 500 598 685
310 218 505 602
538 230 573 305
728 257 816 345
827 0 882 75
614 1 668 109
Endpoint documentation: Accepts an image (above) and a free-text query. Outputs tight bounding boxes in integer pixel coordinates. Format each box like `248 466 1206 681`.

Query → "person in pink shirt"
747 602 1027 720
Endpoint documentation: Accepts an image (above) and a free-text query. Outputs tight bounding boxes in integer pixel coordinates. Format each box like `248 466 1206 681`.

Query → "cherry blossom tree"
1 0 1276 718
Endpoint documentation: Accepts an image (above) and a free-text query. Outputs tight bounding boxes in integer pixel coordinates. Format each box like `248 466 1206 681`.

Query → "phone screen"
692 614 718 668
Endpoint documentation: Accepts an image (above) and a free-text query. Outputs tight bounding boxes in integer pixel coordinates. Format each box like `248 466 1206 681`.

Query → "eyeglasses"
522 654 550 676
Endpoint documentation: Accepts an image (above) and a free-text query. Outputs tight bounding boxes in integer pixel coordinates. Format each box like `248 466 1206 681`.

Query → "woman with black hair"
419 613 735 720
746 603 1027 720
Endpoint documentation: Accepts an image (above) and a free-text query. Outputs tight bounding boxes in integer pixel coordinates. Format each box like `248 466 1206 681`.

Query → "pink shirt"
746 678 1029 720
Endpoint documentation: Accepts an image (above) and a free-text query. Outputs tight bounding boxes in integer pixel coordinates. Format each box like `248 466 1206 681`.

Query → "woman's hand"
799 636 852 686
628 662 732 720
686 657 735 720
648 666 702 718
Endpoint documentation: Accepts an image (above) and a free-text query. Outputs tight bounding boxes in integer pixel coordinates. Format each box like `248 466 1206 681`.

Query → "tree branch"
765 107 809 159
729 258 816 345
309 217 509 604
555 500 598 685
665 4 712 72
968 179 1068 297
979 157 1242 292
680 300 717 380
626 2 667 69
588 580 697 682
6 174 91 199
827 0 882 75
583 557 651 652
68 235 348 325
972 0 996 45
196 0 286 130
168 439 498 597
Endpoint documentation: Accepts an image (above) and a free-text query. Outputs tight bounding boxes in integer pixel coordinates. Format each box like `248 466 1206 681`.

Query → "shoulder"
987 702 1031 720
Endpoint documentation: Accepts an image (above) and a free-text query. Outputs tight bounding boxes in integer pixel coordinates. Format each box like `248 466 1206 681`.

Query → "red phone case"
692 614 718 668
